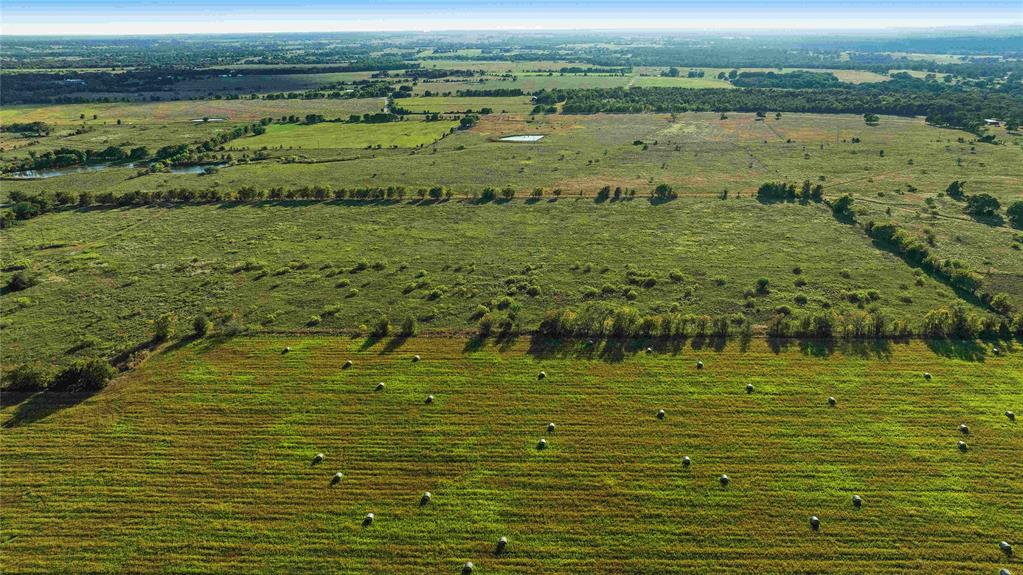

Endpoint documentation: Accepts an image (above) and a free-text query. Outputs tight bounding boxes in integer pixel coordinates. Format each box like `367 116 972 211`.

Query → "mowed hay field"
1 336 1020 573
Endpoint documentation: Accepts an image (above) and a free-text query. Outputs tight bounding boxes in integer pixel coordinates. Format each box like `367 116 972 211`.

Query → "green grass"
2 336 1020 573
0 197 1001 368
397 96 536 114
234 119 459 150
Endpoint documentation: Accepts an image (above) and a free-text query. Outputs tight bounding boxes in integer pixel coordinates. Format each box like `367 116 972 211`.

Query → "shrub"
477 313 495 337
1008 201 1023 228
831 194 855 217
668 270 685 283
152 312 176 342
755 277 770 294
400 314 418 336
964 193 1000 217
50 358 115 392
2 363 53 392
794 294 808 305
991 293 1015 315
193 314 212 337
372 316 390 337
307 315 322 326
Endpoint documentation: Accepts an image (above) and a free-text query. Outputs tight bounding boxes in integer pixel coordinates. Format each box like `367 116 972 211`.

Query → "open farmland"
2 27 1023 575
2 336 1020 574
3 197 1011 368
4 113 1021 207
236 119 460 150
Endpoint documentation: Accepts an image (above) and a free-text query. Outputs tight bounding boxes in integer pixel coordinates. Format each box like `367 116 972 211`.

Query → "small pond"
499 135 545 142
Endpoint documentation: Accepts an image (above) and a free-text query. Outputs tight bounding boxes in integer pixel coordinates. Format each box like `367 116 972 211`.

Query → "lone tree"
831 194 855 217
152 312 177 342
945 180 966 201
1008 200 1023 228
965 193 1000 217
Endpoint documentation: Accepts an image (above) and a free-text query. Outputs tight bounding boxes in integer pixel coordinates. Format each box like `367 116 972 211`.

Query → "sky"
2 0 1021 36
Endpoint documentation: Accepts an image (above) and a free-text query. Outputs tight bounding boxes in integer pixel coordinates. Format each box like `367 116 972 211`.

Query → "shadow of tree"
3 390 97 428
925 338 988 362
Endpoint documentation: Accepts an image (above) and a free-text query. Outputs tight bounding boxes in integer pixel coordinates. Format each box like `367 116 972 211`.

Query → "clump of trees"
537 302 743 339
756 181 824 202
864 220 985 299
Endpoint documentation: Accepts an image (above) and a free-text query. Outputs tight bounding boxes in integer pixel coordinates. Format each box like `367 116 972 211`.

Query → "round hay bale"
547 422 556 433
421 491 432 506
746 383 755 394
646 347 654 354
461 562 474 575
412 354 421 363
1001 541 1013 557
1006 411 1016 422
696 360 704 370
343 360 353 369
425 394 434 404
810 516 820 531
363 513 374 526
375 382 385 391
282 346 291 354
719 474 730 486
992 346 1000 355
331 472 343 486
828 396 837 407
682 456 691 468
923 372 932 380
538 371 546 380
959 423 969 435
313 452 324 464
957 440 968 452
852 495 862 508
999 568 1011 575
656 409 666 420
537 438 548 450
496 536 508 554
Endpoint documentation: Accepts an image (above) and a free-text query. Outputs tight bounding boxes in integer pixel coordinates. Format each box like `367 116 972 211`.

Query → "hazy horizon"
3 0 1021 36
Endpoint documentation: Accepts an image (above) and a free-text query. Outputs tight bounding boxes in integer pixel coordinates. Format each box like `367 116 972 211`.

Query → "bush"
2 363 53 392
991 293 1015 315
755 277 770 294
831 194 855 217
477 313 494 337
400 314 418 336
964 193 1000 217
50 358 115 392
6 271 38 292
193 314 212 337
1008 201 1023 228
152 312 176 342
372 316 390 337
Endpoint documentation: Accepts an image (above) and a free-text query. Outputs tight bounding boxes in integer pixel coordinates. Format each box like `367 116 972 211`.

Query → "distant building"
984 119 1001 126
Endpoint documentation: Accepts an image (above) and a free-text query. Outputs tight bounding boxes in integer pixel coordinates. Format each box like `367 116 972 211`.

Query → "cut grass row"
1 336 1019 573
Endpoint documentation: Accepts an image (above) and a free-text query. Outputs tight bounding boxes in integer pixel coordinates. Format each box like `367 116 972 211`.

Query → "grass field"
0 197 1005 368
0 98 386 126
397 96 536 114
6 112 1019 206
234 119 460 150
2 335 1019 573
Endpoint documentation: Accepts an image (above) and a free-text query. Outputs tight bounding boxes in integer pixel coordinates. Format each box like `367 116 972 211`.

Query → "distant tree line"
535 76 1023 132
